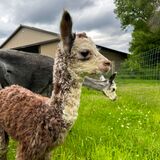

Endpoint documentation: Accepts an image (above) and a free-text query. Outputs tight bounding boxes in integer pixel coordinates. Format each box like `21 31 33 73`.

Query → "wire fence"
118 47 160 80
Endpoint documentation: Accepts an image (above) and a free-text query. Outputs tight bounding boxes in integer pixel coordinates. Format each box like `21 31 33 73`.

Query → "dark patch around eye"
112 88 115 92
81 50 89 58
78 50 91 61
7 70 12 73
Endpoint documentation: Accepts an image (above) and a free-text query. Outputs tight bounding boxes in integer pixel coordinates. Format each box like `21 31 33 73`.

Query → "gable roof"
97 45 128 55
0 25 128 55
0 25 59 48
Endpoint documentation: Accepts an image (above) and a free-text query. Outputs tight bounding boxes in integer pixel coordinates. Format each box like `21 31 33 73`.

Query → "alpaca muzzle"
98 59 111 73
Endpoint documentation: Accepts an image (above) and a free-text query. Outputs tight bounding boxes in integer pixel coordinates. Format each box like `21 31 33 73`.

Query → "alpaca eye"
112 88 115 92
81 50 89 57
78 50 91 60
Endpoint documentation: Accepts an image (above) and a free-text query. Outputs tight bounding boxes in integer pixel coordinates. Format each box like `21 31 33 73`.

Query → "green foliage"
114 0 160 54
7 81 160 160
130 30 160 54
149 11 160 32
119 47 160 80
118 55 143 79
114 0 159 30
120 55 140 71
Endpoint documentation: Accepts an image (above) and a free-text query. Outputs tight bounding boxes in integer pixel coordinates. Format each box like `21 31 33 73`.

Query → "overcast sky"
0 0 132 53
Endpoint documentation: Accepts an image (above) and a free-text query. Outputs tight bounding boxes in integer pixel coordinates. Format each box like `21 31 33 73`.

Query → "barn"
0 25 128 72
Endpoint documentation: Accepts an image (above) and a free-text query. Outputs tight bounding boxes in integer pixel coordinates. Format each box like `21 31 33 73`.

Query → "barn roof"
97 45 128 56
0 25 128 55
0 25 59 48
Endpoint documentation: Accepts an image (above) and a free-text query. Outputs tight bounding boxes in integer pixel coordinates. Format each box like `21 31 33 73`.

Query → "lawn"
7 79 160 160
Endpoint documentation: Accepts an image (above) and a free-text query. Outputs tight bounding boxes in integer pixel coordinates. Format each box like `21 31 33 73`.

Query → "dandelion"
138 120 142 126
121 124 124 128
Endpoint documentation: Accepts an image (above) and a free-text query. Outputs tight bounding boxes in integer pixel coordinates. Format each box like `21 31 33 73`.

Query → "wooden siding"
100 50 127 72
2 28 57 49
40 42 58 58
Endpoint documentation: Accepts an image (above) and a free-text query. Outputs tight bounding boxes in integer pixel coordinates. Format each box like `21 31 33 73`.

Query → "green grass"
7 80 160 160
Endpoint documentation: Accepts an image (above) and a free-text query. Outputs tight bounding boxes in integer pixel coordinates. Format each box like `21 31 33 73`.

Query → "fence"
118 47 160 80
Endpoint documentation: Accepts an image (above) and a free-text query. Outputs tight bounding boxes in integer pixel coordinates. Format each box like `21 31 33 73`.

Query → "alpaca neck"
50 49 82 129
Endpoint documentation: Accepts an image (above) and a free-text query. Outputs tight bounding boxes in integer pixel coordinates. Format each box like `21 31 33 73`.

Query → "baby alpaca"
0 11 111 160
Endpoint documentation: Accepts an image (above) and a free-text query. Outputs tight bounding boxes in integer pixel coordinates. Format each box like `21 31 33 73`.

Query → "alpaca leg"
16 144 26 160
44 152 51 160
16 144 35 160
38 152 51 160
16 143 51 160
0 127 9 160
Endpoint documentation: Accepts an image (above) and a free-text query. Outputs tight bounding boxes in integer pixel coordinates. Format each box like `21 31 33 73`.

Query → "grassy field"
7 79 160 160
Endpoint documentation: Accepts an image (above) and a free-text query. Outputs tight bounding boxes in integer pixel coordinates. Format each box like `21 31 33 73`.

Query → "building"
97 45 128 72
0 25 128 71
0 25 59 58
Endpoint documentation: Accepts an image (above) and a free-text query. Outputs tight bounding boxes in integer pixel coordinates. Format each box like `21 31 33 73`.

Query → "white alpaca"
0 11 111 160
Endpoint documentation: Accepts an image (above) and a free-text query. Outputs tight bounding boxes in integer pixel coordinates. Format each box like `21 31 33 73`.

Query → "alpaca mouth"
88 68 109 77
98 66 111 73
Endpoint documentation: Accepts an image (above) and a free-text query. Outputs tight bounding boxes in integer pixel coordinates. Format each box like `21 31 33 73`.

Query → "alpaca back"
0 85 68 150
0 85 49 140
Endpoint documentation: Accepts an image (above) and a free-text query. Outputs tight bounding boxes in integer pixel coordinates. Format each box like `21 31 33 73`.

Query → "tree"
148 10 160 32
114 0 160 80
114 0 160 31
114 0 160 54
130 29 160 54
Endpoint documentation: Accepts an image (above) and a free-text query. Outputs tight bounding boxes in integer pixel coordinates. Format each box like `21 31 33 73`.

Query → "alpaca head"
103 72 117 101
59 11 111 77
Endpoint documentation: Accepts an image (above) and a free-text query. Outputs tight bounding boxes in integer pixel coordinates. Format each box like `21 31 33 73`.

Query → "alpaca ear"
60 10 75 52
109 72 117 83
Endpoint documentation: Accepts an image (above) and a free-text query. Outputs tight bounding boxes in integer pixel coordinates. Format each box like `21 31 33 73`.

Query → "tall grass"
7 80 160 160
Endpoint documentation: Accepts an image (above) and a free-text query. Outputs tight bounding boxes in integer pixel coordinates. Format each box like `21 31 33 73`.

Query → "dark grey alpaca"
0 50 117 99
0 50 53 96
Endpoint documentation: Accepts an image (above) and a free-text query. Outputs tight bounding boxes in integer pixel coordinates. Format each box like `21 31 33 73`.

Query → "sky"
0 0 132 53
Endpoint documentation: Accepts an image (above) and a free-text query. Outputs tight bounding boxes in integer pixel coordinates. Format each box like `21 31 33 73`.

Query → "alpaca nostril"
98 59 111 73
103 60 111 67
112 97 117 101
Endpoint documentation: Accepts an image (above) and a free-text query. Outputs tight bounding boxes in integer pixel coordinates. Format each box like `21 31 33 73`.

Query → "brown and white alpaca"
0 11 111 160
